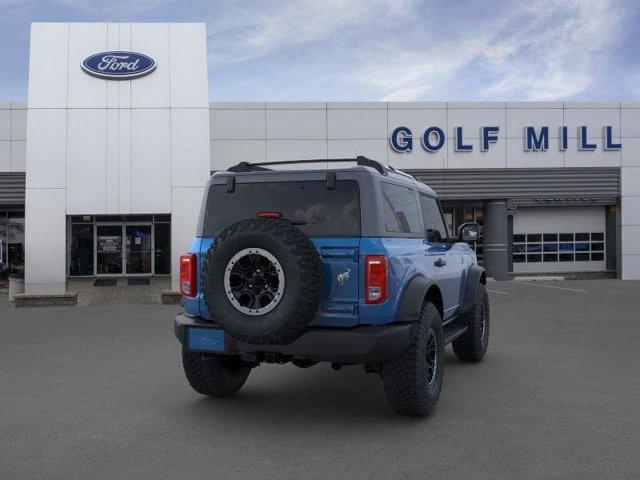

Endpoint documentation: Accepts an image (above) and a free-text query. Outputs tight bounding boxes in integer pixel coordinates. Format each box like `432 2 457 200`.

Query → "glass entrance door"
125 225 152 275
96 225 124 275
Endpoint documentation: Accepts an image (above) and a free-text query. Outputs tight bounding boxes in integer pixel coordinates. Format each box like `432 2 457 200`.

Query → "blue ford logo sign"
82 51 156 80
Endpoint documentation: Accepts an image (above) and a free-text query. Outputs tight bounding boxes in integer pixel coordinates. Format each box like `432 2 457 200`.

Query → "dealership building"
1 22 640 296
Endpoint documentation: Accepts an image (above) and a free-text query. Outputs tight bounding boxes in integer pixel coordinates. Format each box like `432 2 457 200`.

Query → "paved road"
1 280 640 479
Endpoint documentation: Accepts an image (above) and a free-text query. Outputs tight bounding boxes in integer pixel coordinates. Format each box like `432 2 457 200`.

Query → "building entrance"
95 224 152 276
69 215 170 277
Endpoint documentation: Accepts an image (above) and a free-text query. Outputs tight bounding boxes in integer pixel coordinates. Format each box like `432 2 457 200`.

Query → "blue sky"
1 0 639 101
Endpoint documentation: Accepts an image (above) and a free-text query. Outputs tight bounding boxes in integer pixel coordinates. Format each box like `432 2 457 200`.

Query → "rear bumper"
174 313 414 363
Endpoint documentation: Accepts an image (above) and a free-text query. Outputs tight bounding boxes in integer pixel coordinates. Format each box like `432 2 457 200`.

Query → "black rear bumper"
174 313 414 363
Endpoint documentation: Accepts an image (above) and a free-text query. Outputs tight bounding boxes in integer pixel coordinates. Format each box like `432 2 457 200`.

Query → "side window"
420 195 448 243
380 182 421 234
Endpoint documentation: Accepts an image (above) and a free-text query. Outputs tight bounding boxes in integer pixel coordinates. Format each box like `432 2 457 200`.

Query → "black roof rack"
227 156 387 175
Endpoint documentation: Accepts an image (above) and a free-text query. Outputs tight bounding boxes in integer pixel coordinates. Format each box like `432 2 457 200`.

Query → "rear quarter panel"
358 237 435 325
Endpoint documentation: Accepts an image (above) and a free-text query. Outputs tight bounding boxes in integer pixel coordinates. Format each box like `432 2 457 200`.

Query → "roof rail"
387 165 417 181
227 156 387 175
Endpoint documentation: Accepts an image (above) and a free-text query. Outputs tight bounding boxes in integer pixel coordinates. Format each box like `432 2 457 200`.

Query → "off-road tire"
182 348 251 397
380 302 444 417
452 283 490 362
202 218 324 345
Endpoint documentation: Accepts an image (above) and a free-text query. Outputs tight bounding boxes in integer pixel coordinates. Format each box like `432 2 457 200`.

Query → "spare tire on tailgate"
202 218 324 345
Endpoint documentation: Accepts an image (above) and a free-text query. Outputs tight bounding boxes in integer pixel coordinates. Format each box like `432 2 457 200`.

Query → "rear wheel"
182 348 252 397
380 302 444 417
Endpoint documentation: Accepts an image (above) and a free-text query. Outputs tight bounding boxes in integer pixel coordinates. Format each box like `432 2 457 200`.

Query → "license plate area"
187 327 226 352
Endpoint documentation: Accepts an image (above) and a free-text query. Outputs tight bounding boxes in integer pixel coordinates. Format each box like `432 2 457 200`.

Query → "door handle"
434 258 447 267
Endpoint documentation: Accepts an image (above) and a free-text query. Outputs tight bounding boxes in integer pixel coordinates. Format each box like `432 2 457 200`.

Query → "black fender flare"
394 275 436 323
459 264 486 315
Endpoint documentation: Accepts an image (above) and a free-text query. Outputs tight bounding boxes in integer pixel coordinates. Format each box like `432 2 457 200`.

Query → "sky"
1 0 639 102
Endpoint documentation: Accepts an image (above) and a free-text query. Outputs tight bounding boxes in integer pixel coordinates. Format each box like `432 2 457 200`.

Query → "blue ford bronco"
174 157 490 416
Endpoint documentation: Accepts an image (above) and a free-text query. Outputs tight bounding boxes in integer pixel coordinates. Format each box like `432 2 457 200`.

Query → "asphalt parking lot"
1 280 640 479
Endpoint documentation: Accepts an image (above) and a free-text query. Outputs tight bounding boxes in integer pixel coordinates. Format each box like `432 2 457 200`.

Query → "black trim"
227 156 387 175
174 314 413 363
226 176 235 193
395 275 431 323
326 172 336 190
459 264 486 314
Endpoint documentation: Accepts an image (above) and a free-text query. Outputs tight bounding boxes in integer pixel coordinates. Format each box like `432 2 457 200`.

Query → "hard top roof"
212 157 438 197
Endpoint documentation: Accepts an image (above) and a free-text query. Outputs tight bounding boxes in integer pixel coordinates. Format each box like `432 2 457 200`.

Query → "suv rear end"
173 157 490 416
181 165 416 330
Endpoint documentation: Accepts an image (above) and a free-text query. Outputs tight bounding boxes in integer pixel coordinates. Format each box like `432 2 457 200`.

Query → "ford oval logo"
82 51 156 80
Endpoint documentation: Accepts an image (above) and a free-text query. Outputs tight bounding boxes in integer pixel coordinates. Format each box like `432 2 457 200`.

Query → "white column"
620 166 640 279
621 105 640 279
25 189 66 294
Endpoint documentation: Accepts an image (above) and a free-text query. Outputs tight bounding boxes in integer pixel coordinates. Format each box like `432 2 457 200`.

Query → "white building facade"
1 22 639 293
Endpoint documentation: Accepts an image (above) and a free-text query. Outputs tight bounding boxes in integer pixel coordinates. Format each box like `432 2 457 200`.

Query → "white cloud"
207 0 630 101
356 0 627 101
208 0 414 66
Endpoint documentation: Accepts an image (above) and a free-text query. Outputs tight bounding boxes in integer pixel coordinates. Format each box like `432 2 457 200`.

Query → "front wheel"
182 349 252 397
380 302 444 417
452 283 490 362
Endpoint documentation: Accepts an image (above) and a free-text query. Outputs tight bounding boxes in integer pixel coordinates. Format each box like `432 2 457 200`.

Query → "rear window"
203 180 361 237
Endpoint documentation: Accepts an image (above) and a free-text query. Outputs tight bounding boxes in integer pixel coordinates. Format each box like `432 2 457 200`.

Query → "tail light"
180 254 197 297
257 211 283 219
365 255 388 304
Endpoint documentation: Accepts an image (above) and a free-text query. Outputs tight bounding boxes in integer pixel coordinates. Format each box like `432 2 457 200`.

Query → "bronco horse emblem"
337 268 351 286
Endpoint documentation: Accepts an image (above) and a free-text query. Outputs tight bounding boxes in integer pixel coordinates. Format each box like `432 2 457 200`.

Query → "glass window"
69 224 95 276
204 180 361 237
513 231 606 267
419 195 448 243
575 242 589 251
7 212 24 274
559 243 573 252
513 254 525 263
154 223 171 275
0 212 7 276
463 207 475 223
527 254 542 262
380 182 421 234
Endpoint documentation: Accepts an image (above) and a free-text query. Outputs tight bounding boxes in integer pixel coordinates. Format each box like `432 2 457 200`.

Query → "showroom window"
68 215 171 277
0 211 25 277
513 233 605 263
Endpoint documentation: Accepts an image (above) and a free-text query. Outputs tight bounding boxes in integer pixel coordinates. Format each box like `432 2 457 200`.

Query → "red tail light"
257 211 283 219
180 254 197 297
365 255 388 304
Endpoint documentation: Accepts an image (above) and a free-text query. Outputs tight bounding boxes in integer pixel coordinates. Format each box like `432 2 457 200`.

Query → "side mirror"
457 222 480 243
